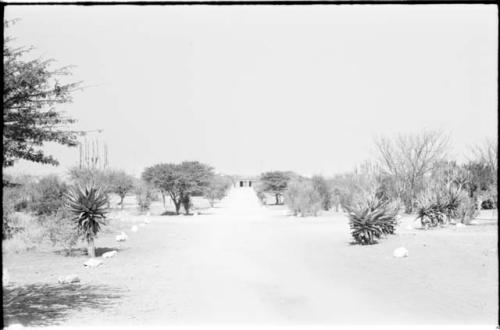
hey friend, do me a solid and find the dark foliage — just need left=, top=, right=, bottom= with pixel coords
left=344, top=197, right=399, bottom=245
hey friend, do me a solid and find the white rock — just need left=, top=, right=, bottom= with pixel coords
left=58, top=274, right=80, bottom=284
left=456, top=223, right=466, bottom=228
left=3, top=269, right=10, bottom=286
left=115, top=232, right=128, bottom=242
left=393, top=247, right=409, bottom=258
left=131, top=225, right=138, bottom=232
left=84, top=258, right=103, bottom=268
left=102, top=250, right=118, bottom=258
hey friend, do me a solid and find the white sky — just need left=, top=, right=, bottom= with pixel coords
left=4, top=5, right=498, bottom=178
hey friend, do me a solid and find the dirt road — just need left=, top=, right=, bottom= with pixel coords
left=3, top=188, right=498, bottom=326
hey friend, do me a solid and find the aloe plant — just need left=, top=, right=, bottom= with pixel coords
left=416, top=204, right=445, bottom=228
left=416, top=183, right=467, bottom=228
left=65, top=184, right=108, bottom=257
left=344, top=197, right=399, bottom=245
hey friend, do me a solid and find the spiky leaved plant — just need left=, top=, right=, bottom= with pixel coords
left=416, top=204, right=444, bottom=229
left=416, top=182, right=467, bottom=228
left=65, top=184, right=109, bottom=257
left=344, top=196, right=399, bottom=245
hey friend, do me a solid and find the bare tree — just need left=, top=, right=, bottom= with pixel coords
left=469, top=138, right=498, bottom=208
left=470, top=138, right=498, bottom=177
left=374, top=129, right=450, bottom=213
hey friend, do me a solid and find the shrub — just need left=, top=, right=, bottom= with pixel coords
left=30, top=175, right=68, bottom=216
left=416, top=183, right=470, bottom=228
left=205, top=175, right=232, bottom=207
left=481, top=199, right=495, bottom=210
left=2, top=213, right=46, bottom=253
left=135, top=182, right=155, bottom=212
left=344, top=196, right=399, bottom=245
left=415, top=190, right=447, bottom=229
left=181, top=195, right=194, bottom=214
left=456, top=197, right=479, bottom=225
left=284, top=179, right=322, bottom=217
left=311, top=175, right=332, bottom=211
left=256, top=191, right=267, bottom=205
left=65, top=184, right=109, bottom=257
left=3, top=187, right=22, bottom=239
left=441, top=185, right=466, bottom=222
left=42, top=208, right=80, bottom=255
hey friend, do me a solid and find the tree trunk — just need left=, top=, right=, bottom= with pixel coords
left=87, top=237, right=95, bottom=258
left=174, top=201, right=181, bottom=215
left=182, top=195, right=191, bottom=215
left=120, top=195, right=124, bottom=209
left=161, top=192, right=166, bottom=208
left=275, top=194, right=280, bottom=205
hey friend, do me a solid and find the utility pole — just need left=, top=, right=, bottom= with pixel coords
left=78, top=129, right=108, bottom=170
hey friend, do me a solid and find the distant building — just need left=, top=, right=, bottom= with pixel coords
left=233, top=176, right=257, bottom=188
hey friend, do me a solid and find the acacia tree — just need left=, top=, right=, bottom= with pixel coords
left=142, top=164, right=178, bottom=211
left=259, top=171, right=294, bottom=205
left=176, top=161, right=215, bottom=214
left=3, top=21, right=81, bottom=168
left=108, top=171, right=136, bottom=209
left=374, top=130, right=449, bottom=213
left=142, top=161, right=214, bottom=215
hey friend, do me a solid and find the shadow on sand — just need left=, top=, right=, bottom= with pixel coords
left=54, top=247, right=127, bottom=257
left=3, top=282, right=123, bottom=327
left=161, top=210, right=180, bottom=216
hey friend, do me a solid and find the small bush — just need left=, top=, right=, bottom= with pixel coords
left=3, top=187, right=23, bottom=239
left=42, top=208, right=81, bottom=255
left=416, top=190, right=447, bottom=228
left=481, top=199, right=495, bottom=210
left=205, top=175, right=232, bottom=207
left=135, top=182, right=155, bottom=212
left=284, top=179, right=322, bottom=217
left=416, top=183, right=469, bottom=228
left=30, top=175, right=68, bottom=216
left=344, top=196, right=399, bottom=245
left=456, top=197, right=479, bottom=224
left=256, top=191, right=267, bottom=205
left=2, top=213, right=46, bottom=253
left=311, top=175, right=332, bottom=211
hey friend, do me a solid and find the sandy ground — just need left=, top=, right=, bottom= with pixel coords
left=2, top=188, right=498, bottom=327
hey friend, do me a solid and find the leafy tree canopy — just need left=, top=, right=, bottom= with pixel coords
left=3, top=20, right=81, bottom=167
left=142, top=161, right=214, bottom=214
left=259, top=171, right=294, bottom=194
